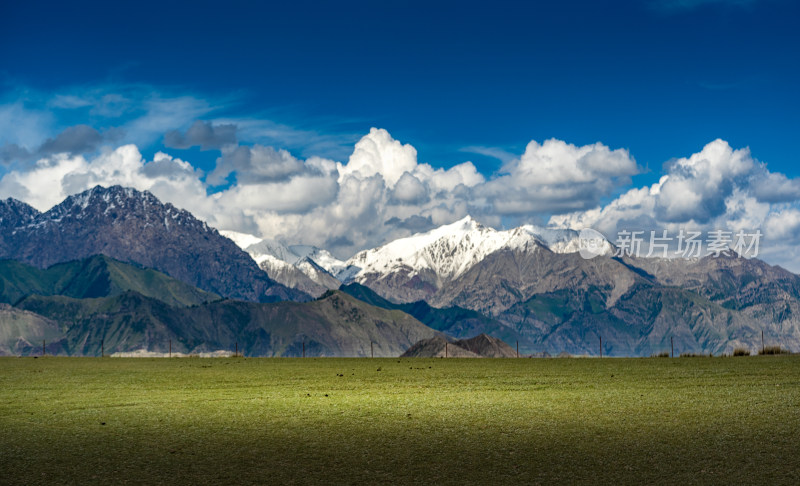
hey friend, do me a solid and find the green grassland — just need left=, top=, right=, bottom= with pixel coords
left=1, top=356, right=799, bottom=485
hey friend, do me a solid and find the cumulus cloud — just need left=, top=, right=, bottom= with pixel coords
left=0, top=128, right=491, bottom=257
left=338, top=128, right=418, bottom=186
left=653, top=139, right=754, bottom=223
left=164, top=120, right=237, bottom=150
left=549, top=139, right=800, bottom=271
left=750, top=171, right=800, bottom=204
left=390, top=172, right=429, bottom=205
left=5, top=123, right=798, bottom=269
left=475, top=138, right=639, bottom=216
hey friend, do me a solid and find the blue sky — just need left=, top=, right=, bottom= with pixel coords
left=3, top=0, right=797, bottom=173
left=1, top=0, right=800, bottom=266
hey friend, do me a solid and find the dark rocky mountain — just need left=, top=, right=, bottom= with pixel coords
left=0, top=303, right=67, bottom=356
left=624, top=253, right=800, bottom=319
left=0, top=198, right=41, bottom=255
left=452, top=334, right=517, bottom=357
left=498, top=280, right=760, bottom=356
left=432, top=250, right=637, bottom=316
left=400, top=333, right=516, bottom=358
left=346, top=239, right=800, bottom=356
left=400, top=336, right=480, bottom=358
left=0, top=198, right=40, bottom=230
left=0, top=186, right=307, bottom=302
left=10, top=290, right=440, bottom=357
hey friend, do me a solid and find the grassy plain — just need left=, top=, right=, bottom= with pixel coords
left=1, top=356, right=799, bottom=485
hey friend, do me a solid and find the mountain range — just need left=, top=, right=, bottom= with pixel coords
left=0, top=255, right=441, bottom=357
left=1, top=184, right=799, bottom=357
left=229, top=213, right=800, bottom=356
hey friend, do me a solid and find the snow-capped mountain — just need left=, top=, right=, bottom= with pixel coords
left=289, top=245, right=354, bottom=279
left=338, top=216, right=622, bottom=313
left=222, top=216, right=614, bottom=306
left=345, top=216, right=545, bottom=282
left=220, top=230, right=345, bottom=296
left=519, top=225, right=613, bottom=255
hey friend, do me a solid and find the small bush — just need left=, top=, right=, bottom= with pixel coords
left=759, top=346, right=790, bottom=355
left=733, top=347, right=751, bottom=357
left=652, top=351, right=670, bottom=358
left=680, top=352, right=713, bottom=358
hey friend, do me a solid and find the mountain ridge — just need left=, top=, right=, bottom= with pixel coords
left=0, top=186, right=307, bottom=303
left=8, top=289, right=442, bottom=357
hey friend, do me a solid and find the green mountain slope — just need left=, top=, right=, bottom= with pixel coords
left=0, top=255, right=219, bottom=307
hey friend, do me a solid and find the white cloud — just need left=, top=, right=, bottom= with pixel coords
left=5, top=125, right=799, bottom=270
left=338, top=128, right=418, bottom=187
left=655, top=139, right=754, bottom=222
left=549, top=139, right=800, bottom=271
left=390, top=172, right=429, bottom=205
left=476, top=138, right=639, bottom=216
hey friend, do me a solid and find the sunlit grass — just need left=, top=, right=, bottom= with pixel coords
left=1, top=356, right=799, bottom=484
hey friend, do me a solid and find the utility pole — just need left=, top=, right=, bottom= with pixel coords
left=371, top=342, right=374, bottom=358
left=445, top=341, right=448, bottom=358
left=762, top=330, right=765, bottom=354
left=599, top=336, right=602, bottom=358
left=516, top=340, right=519, bottom=358
left=302, top=339, right=305, bottom=358
left=42, top=340, right=45, bottom=357
left=671, top=336, right=674, bottom=358
left=169, top=339, right=172, bottom=358
left=101, top=339, right=104, bottom=358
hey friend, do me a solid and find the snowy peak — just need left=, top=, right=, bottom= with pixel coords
left=520, top=225, right=613, bottom=255
left=345, top=216, right=545, bottom=282
left=219, top=230, right=263, bottom=250
left=0, top=198, right=40, bottom=229
left=220, top=215, right=613, bottom=296
left=288, top=245, right=353, bottom=279
left=219, top=231, right=300, bottom=265
left=220, top=231, right=345, bottom=289
left=54, top=185, right=157, bottom=214
left=43, top=185, right=209, bottom=234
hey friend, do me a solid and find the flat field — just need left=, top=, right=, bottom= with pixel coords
left=1, top=356, right=799, bottom=485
